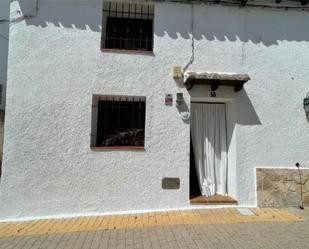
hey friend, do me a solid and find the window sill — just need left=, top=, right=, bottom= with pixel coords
left=91, top=146, right=145, bottom=151
left=101, top=48, right=154, bottom=56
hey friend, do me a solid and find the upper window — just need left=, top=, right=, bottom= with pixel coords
left=102, top=2, right=154, bottom=52
left=91, top=95, right=146, bottom=149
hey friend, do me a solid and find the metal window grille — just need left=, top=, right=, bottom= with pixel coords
left=102, top=2, right=154, bottom=51
left=94, top=95, right=146, bottom=147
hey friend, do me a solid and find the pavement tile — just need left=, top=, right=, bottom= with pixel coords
left=0, top=208, right=303, bottom=238
left=0, top=208, right=309, bottom=248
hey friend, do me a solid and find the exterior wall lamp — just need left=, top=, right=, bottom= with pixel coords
left=304, top=93, right=309, bottom=116
left=176, top=92, right=190, bottom=121
left=176, top=93, right=184, bottom=106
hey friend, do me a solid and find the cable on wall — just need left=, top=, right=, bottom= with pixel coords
left=296, top=162, right=305, bottom=209
left=0, top=34, right=8, bottom=41
left=183, top=3, right=195, bottom=73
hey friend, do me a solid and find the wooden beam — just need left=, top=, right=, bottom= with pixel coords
left=211, top=81, right=220, bottom=91
left=234, top=83, right=244, bottom=92
left=240, top=0, right=248, bottom=6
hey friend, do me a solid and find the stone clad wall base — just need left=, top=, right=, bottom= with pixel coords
left=256, top=168, right=309, bottom=208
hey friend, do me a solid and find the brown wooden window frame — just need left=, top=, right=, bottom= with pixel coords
left=91, top=95, right=146, bottom=151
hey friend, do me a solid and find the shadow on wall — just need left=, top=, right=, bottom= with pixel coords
left=188, top=85, right=261, bottom=153
left=18, top=1, right=102, bottom=32
left=155, top=4, right=309, bottom=47
left=189, top=85, right=261, bottom=126
left=18, top=1, right=309, bottom=47
left=236, top=90, right=261, bottom=126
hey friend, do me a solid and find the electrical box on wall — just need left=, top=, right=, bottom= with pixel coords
left=172, top=66, right=182, bottom=79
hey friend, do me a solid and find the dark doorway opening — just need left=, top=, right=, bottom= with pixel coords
left=190, top=126, right=237, bottom=204
left=190, top=134, right=201, bottom=198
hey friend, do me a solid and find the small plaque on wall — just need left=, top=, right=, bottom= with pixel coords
left=162, top=177, right=180, bottom=189
left=165, top=94, right=173, bottom=106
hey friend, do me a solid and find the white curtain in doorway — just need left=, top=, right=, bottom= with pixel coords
left=191, top=103, right=228, bottom=197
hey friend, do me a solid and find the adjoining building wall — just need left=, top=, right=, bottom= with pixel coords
left=1, top=0, right=309, bottom=220
left=0, top=0, right=9, bottom=176
left=0, top=0, right=9, bottom=110
left=0, top=110, right=4, bottom=174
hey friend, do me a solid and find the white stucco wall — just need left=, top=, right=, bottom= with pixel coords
left=0, top=0, right=9, bottom=110
left=1, top=0, right=309, bottom=220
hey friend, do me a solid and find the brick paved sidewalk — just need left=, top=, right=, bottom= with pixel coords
left=0, top=208, right=301, bottom=238
left=0, top=208, right=308, bottom=249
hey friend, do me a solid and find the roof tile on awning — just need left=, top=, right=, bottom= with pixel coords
left=184, top=72, right=250, bottom=92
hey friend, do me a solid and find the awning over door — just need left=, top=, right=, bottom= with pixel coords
left=184, top=72, right=250, bottom=92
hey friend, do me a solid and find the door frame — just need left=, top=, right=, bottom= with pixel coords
left=190, top=99, right=237, bottom=200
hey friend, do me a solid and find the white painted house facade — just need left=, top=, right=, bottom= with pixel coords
left=1, top=0, right=309, bottom=221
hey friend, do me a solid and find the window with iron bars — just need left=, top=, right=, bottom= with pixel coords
left=91, top=95, right=146, bottom=149
left=102, top=1, right=154, bottom=52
